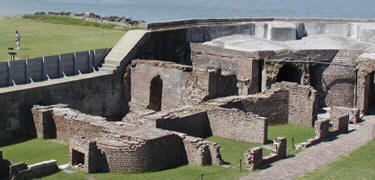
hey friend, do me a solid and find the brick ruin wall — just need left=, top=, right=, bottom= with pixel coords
left=309, top=50, right=360, bottom=107
left=296, top=114, right=349, bottom=149
left=176, top=133, right=224, bottom=166
left=130, top=109, right=212, bottom=138
left=244, top=137, right=287, bottom=170
left=356, top=54, right=375, bottom=115
left=331, top=106, right=360, bottom=123
left=200, top=105, right=268, bottom=144
left=32, top=105, right=225, bottom=173
left=220, top=90, right=289, bottom=124
left=0, top=151, right=58, bottom=180
left=129, top=59, right=238, bottom=111
left=190, top=43, right=260, bottom=95
left=272, top=82, right=317, bottom=127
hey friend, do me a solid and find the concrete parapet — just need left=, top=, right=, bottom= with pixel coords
left=267, top=22, right=297, bottom=41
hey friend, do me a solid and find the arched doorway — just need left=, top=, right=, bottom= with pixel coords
left=276, top=64, right=301, bottom=83
left=147, top=75, right=163, bottom=111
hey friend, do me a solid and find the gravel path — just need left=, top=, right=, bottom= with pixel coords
left=240, top=115, right=375, bottom=180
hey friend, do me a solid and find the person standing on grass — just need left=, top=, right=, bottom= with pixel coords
left=15, top=30, right=21, bottom=50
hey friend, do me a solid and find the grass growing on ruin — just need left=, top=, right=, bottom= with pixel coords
left=299, top=140, right=375, bottom=179
left=23, top=14, right=141, bottom=31
left=0, top=139, right=68, bottom=165
left=0, top=17, right=125, bottom=61
left=1, top=125, right=314, bottom=180
left=268, top=124, right=315, bottom=155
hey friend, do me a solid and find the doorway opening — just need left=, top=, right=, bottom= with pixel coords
left=72, top=149, right=85, bottom=166
left=276, top=64, right=301, bottom=83
left=147, top=75, right=163, bottom=111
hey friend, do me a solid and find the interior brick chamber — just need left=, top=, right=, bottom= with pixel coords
left=32, top=105, right=225, bottom=173
left=123, top=107, right=212, bottom=138
left=128, top=59, right=238, bottom=111
left=190, top=43, right=261, bottom=95
left=271, top=82, right=318, bottom=127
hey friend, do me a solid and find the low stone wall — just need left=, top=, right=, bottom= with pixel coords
left=244, top=137, right=286, bottom=170
left=171, top=132, right=224, bottom=166
left=52, top=108, right=108, bottom=141
left=202, top=105, right=268, bottom=144
left=7, top=159, right=58, bottom=179
left=295, top=114, right=349, bottom=149
left=272, top=82, right=317, bottom=127
left=215, top=90, right=289, bottom=125
left=331, top=106, right=360, bottom=123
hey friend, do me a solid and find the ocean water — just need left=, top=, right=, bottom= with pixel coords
left=0, top=0, right=374, bottom=22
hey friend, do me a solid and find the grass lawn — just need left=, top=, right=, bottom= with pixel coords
left=299, top=140, right=375, bottom=180
left=0, top=124, right=314, bottom=180
left=0, top=17, right=125, bottom=62
left=0, top=139, right=68, bottom=165
left=268, top=124, right=315, bottom=156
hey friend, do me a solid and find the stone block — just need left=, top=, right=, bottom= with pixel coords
left=268, top=22, right=297, bottom=41
left=315, top=119, right=330, bottom=139
left=332, top=114, right=349, bottom=134
left=28, top=159, right=58, bottom=178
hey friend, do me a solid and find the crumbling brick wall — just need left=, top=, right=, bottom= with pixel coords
left=172, top=132, right=224, bottom=166
left=51, top=108, right=108, bottom=140
left=244, top=137, right=286, bottom=170
left=136, top=109, right=212, bottom=138
left=331, top=106, right=360, bottom=123
left=190, top=43, right=260, bottom=95
left=310, top=50, right=359, bottom=107
left=31, top=104, right=68, bottom=139
left=218, top=90, right=289, bottom=124
left=201, top=104, right=268, bottom=144
left=272, top=82, right=317, bottom=126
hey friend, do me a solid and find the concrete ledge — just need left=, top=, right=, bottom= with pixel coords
left=147, top=17, right=375, bottom=30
